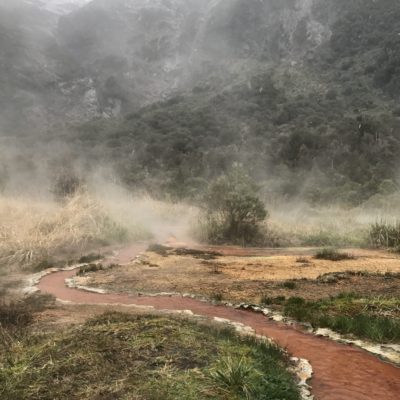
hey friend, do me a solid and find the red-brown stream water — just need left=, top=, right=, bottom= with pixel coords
left=37, top=244, right=400, bottom=400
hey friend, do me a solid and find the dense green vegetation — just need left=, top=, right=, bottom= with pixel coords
left=2, top=0, right=400, bottom=210
left=328, top=0, right=400, bottom=96
left=0, top=312, right=300, bottom=400
left=56, top=0, right=400, bottom=207
left=282, top=294, right=400, bottom=343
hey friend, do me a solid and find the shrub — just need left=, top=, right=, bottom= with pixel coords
left=0, top=300, right=34, bottom=329
left=280, top=281, right=297, bottom=290
left=33, top=259, right=54, bottom=272
left=0, top=294, right=54, bottom=331
left=314, top=248, right=355, bottom=261
left=286, top=297, right=306, bottom=306
left=211, top=292, right=224, bottom=302
left=78, top=254, right=103, bottom=263
left=202, top=167, right=268, bottom=246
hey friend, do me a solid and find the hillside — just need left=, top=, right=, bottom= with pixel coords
left=1, top=0, right=400, bottom=205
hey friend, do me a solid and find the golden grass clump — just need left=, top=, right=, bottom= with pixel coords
left=0, top=193, right=131, bottom=269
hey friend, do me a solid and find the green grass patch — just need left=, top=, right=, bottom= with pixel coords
left=0, top=313, right=300, bottom=400
left=283, top=294, right=400, bottom=343
left=314, top=248, right=355, bottom=261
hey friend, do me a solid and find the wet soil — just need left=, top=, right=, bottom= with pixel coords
left=81, top=247, right=400, bottom=303
left=37, top=244, right=400, bottom=400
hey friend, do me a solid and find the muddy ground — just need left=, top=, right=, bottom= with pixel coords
left=77, top=247, right=400, bottom=304
left=22, top=244, right=400, bottom=400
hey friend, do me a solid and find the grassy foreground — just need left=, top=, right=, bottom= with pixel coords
left=0, top=312, right=300, bottom=400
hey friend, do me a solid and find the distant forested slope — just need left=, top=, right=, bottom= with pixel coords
left=64, top=0, right=400, bottom=205
left=1, top=0, right=400, bottom=205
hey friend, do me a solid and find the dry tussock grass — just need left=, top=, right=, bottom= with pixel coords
left=0, top=193, right=131, bottom=269
left=0, top=189, right=198, bottom=271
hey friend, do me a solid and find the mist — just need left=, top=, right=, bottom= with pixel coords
left=0, top=0, right=400, bottom=269
left=2, top=4, right=400, bottom=399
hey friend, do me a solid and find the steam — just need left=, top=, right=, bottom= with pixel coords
left=0, top=0, right=398, bottom=260
left=88, top=173, right=199, bottom=243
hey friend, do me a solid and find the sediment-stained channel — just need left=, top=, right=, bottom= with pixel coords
left=37, top=245, right=400, bottom=400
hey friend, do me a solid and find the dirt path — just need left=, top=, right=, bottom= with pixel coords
left=37, top=245, right=400, bottom=400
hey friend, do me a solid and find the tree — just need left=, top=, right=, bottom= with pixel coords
left=203, top=167, right=268, bottom=245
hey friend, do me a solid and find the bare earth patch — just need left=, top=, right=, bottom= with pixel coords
left=77, top=247, right=400, bottom=303
left=35, top=245, right=400, bottom=400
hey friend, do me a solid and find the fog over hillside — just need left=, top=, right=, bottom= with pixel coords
left=0, top=0, right=334, bottom=126
left=1, top=0, right=400, bottom=206
left=24, top=0, right=91, bottom=14
left=1, top=0, right=335, bottom=123
left=2, top=6, right=400, bottom=399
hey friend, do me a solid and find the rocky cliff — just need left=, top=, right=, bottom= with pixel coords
left=0, top=0, right=343, bottom=132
